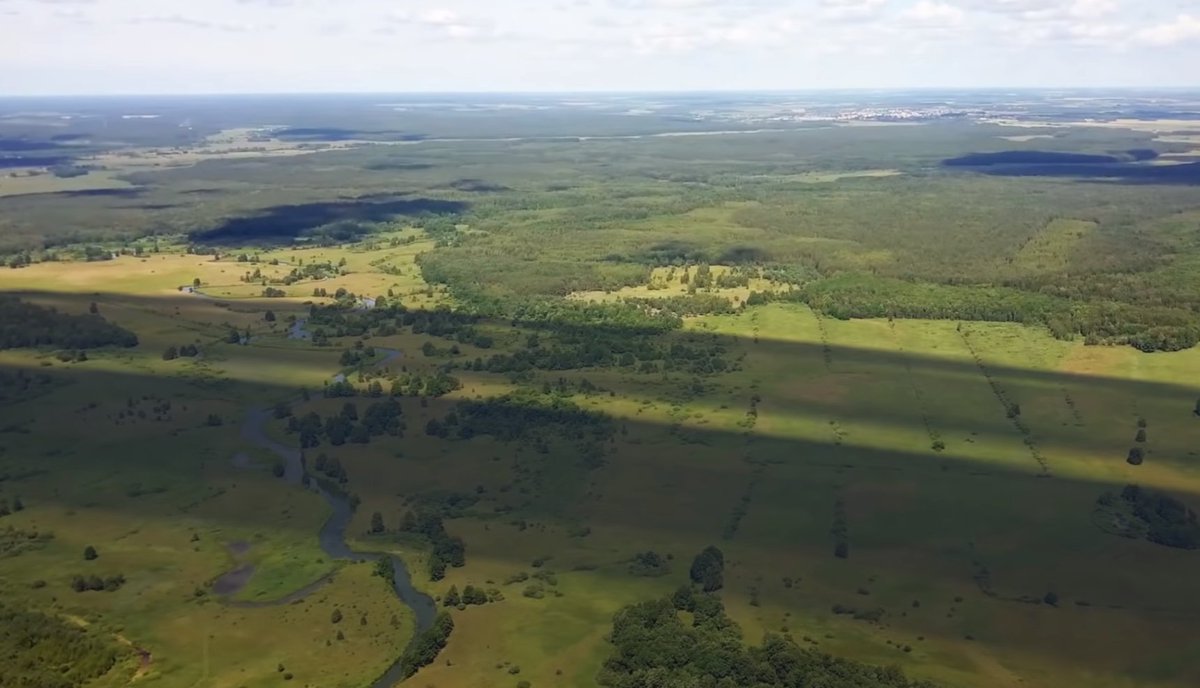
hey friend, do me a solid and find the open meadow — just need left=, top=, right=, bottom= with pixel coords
left=1, top=93, right=1200, bottom=688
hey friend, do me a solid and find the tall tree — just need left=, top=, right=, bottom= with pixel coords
left=689, top=545, right=725, bottom=592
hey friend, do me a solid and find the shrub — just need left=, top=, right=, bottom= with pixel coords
left=1127, top=447, right=1144, bottom=466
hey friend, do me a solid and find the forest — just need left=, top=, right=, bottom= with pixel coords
left=0, top=601, right=122, bottom=688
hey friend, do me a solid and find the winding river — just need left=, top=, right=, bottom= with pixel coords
left=225, top=332, right=436, bottom=688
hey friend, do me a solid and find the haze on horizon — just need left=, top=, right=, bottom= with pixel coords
left=2, top=0, right=1200, bottom=96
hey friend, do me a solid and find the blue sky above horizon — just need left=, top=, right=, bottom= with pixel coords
left=2, top=0, right=1199, bottom=95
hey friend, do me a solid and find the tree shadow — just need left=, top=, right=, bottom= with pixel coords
left=189, top=197, right=468, bottom=246
left=942, top=150, right=1200, bottom=186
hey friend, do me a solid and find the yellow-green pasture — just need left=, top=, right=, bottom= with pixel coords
left=262, top=302, right=1200, bottom=688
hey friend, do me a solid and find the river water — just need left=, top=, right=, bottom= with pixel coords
left=226, top=330, right=434, bottom=688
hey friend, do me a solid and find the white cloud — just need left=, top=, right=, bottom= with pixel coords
left=1135, top=14, right=1200, bottom=46
left=900, top=0, right=964, bottom=27
left=0, top=0, right=1198, bottom=93
left=819, top=0, right=888, bottom=23
left=132, top=14, right=266, bottom=33
left=388, top=7, right=499, bottom=40
left=629, top=12, right=802, bottom=54
left=965, top=0, right=1117, bottom=21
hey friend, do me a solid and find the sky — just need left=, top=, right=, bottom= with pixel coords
left=2, top=0, right=1200, bottom=94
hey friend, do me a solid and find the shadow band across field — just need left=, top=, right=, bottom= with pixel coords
left=4, top=290, right=1200, bottom=683
left=189, top=196, right=468, bottom=245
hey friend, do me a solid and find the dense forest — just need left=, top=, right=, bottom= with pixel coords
left=765, top=275, right=1200, bottom=352
left=0, top=297, right=138, bottom=350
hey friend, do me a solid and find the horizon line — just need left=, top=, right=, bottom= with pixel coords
left=4, top=86, right=1200, bottom=99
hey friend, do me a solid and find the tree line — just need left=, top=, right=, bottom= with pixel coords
left=0, top=297, right=138, bottom=350
left=750, top=275, right=1200, bottom=353
left=287, top=398, right=405, bottom=448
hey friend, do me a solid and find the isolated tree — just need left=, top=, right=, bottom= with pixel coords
left=443, top=585, right=461, bottom=607
left=89, top=301, right=99, bottom=314
left=330, top=609, right=343, bottom=624
left=1043, top=591, right=1059, bottom=606
left=11, top=496, right=23, bottom=512
left=689, top=545, right=725, bottom=592
left=192, top=278, right=201, bottom=288
left=370, top=511, right=385, bottom=534
left=225, top=328, right=240, bottom=344
left=834, top=541, right=849, bottom=559
left=462, top=585, right=488, bottom=605
left=264, top=310, right=276, bottom=322
left=1135, top=429, right=1147, bottom=443
left=83, top=545, right=98, bottom=561
left=1127, top=447, right=1145, bottom=466
left=162, top=346, right=178, bottom=361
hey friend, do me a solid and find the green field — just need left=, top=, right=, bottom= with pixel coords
left=2, top=95, right=1200, bottom=688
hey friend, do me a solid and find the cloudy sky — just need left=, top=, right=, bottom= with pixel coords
left=2, top=0, right=1199, bottom=94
